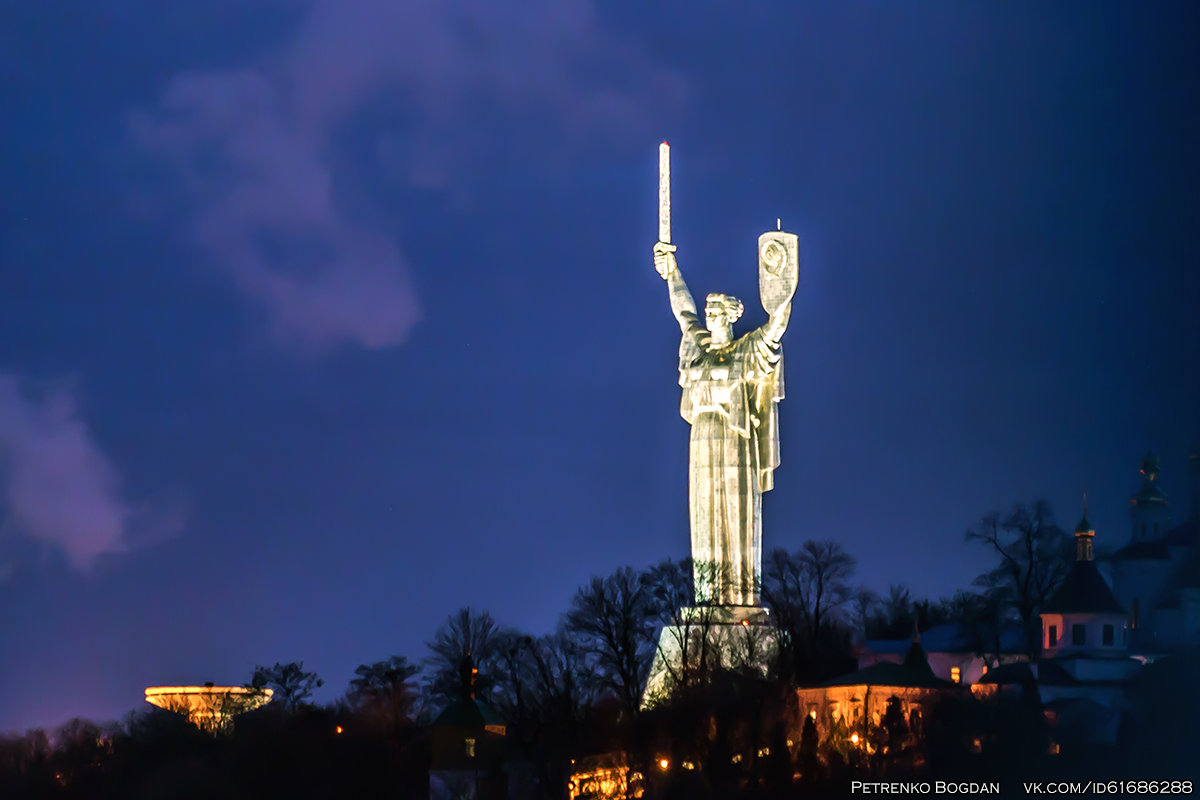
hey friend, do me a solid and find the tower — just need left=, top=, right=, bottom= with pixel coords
left=1040, top=501, right=1127, bottom=658
left=1130, top=451, right=1170, bottom=542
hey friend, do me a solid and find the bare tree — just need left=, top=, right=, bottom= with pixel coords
left=251, top=661, right=323, bottom=712
left=562, top=566, right=656, bottom=719
left=424, top=607, right=501, bottom=705
left=850, top=588, right=880, bottom=639
left=965, top=501, right=1072, bottom=655
left=642, top=558, right=731, bottom=699
left=762, top=540, right=857, bottom=680
left=796, top=540, right=856, bottom=642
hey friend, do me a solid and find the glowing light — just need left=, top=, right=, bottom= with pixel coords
left=658, top=758, right=670, bottom=770
left=850, top=733, right=859, bottom=745
left=335, top=725, right=343, bottom=735
left=950, top=666, right=961, bottom=684
left=144, top=685, right=273, bottom=734
left=809, top=710, right=816, bottom=719
left=682, top=761, right=695, bottom=770
left=741, top=619, right=750, bottom=627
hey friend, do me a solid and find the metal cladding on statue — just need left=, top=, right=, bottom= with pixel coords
left=658, top=141, right=671, bottom=244
left=758, top=231, right=799, bottom=315
left=644, top=144, right=793, bottom=705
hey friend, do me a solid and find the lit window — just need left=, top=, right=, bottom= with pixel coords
left=1072, top=624, right=1085, bottom=646
left=465, top=738, right=476, bottom=758
left=950, top=667, right=961, bottom=684
left=981, top=664, right=988, bottom=675
left=1102, top=624, right=1114, bottom=646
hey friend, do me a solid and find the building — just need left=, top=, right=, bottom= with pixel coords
left=1107, top=448, right=1200, bottom=649
left=856, top=621, right=1028, bottom=686
left=1037, top=504, right=1140, bottom=747
left=143, top=684, right=273, bottom=734
left=428, top=696, right=509, bottom=800
left=797, top=637, right=962, bottom=750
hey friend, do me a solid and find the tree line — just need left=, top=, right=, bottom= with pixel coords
left=3, top=501, right=1194, bottom=798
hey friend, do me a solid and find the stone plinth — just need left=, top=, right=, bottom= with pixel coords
left=643, top=607, right=778, bottom=707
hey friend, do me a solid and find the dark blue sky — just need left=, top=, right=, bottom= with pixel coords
left=2, top=2, right=1198, bottom=731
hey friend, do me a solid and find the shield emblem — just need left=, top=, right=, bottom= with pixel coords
left=758, top=231, right=799, bottom=315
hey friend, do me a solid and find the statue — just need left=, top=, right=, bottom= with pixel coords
left=652, top=142, right=797, bottom=607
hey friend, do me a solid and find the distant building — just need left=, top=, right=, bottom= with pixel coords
left=856, top=621, right=1028, bottom=685
left=1037, top=504, right=1140, bottom=747
left=144, top=684, right=273, bottom=734
left=566, top=752, right=644, bottom=800
left=428, top=696, right=509, bottom=800
left=1107, top=448, right=1200, bottom=649
left=797, top=637, right=962, bottom=747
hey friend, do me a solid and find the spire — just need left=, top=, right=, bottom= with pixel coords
left=1075, top=492, right=1095, bottom=561
left=1140, top=451, right=1161, bottom=482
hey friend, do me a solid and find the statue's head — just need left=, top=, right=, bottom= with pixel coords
left=704, top=293, right=743, bottom=335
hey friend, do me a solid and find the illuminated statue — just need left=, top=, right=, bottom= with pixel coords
left=653, top=142, right=797, bottom=607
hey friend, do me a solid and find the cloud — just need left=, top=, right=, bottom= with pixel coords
left=0, top=375, right=132, bottom=570
left=132, top=0, right=686, bottom=352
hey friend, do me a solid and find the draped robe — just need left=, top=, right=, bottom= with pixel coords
left=678, top=313, right=784, bottom=606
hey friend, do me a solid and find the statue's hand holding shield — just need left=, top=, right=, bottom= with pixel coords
left=758, top=231, right=799, bottom=315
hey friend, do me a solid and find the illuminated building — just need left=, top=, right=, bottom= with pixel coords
left=1037, top=502, right=1139, bottom=747
left=796, top=636, right=962, bottom=751
left=566, top=753, right=644, bottom=800
left=144, top=685, right=272, bottom=734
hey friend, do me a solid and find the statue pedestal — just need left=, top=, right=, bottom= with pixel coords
left=642, top=607, right=779, bottom=707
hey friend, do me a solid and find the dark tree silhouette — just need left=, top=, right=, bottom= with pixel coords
left=966, top=501, right=1072, bottom=655
left=563, top=565, right=656, bottom=719
left=763, top=540, right=857, bottom=680
left=251, top=661, right=324, bottom=712
left=425, top=606, right=502, bottom=705
left=346, top=655, right=420, bottom=733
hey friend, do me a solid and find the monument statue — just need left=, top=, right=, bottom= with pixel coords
left=642, top=142, right=797, bottom=704
left=652, top=141, right=797, bottom=608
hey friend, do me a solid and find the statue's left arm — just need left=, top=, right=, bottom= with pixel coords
left=761, top=295, right=793, bottom=347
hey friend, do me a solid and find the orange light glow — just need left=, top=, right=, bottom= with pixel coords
left=850, top=733, right=859, bottom=745
left=335, top=725, right=343, bottom=735
left=658, top=758, right=669, bottom=770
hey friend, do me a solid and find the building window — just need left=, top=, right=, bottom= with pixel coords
left=1048, top=625, right=1057, bottom=647
left=1102, top=624, right=1114, bottom=646
left=465, top=738, right=476, bottom=758
left=1072, top=623, right=1086, bottom=646
left=950, top=667, right=961, bottom=684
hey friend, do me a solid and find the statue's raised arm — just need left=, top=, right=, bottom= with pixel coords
left=654, top=242, right=702, bottom=337
left=756, top=231, right=799, bottom=345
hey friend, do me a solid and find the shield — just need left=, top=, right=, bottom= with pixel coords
left=758, top=231, right=799, bottom=315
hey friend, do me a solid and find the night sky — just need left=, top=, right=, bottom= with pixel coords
left=2, top=2, right=1198, bottom=732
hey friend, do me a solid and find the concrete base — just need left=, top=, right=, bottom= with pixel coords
left=642, top=606, right=779, bottom=707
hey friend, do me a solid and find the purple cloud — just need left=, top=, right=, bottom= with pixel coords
left=0, top=375, right=131, bottom=570
left=132, top=0, right=686, bottom=352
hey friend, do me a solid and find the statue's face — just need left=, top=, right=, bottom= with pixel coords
left=704, top=304, right=730, bottom=332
